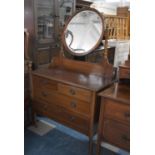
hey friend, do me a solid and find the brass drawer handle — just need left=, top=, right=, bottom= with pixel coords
left=41, top=91, right=48, bottom=97
left=70, top=116, right=75, bottom=122
left=70, top=101, right=77, bottom=108
left=122, top=135, right=130, bottom=141
left=69, top=88, right=76, bottom=95
left=124, top=112, right=130, bottom=117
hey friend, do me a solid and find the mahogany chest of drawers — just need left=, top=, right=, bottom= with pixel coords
left=31, top=66, right=113, bottom=154
left=96, top=83, right=130, bottom=155
left=119, top=64, right=130, bottom=80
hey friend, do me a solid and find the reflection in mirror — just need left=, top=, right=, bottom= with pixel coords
left=63, top=9, right=104, bottom=56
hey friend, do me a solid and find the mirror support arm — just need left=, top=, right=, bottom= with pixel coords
left=103, top=28, right=109, bottom=63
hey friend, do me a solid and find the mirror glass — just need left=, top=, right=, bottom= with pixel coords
left=63, top=9, right=104, bottom=56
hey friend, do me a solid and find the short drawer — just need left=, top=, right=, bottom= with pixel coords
left=104, top=99, right=130, bottom=124
left=33, top=75, right=57, bottom=91
left=119, top=68, right=130, bottom=79
left=58, top=83, right=92, bottom=102
left=103, top=119, right=130, bottom=151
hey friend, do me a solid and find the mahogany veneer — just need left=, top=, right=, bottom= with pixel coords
left=31, top=56, right=114, bottom=154
left=96, top=83, right=130, bottom=155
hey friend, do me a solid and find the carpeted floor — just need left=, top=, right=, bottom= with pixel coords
left=24, top=128, right=117, bottom=155
left=25, top=117, right=130, bottom=155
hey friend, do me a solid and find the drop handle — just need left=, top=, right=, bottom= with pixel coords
left=122, top=135, right=130, bottom=141
left=69, top=88, right=76, bottom=95
left=124, top=112, right=130, bottom=117
left=41, top=91, right=48, bottom=97
left=70, top=101, right=77, bottom=108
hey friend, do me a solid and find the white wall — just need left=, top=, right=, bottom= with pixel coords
left=85, top=0, right=130, bottom=15
left=91, top=2, right=117, bottom=15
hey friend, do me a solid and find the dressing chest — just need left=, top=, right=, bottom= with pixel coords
left=96, top=82, right=130, bottom=155
left=31, top=7, right=115, bottom=154
left=32, top=57, right=113, bottom=153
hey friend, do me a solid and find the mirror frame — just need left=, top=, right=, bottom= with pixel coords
left=62, top=8, right=104, bottom=56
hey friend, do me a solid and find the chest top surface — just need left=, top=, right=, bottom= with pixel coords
left=98, top=82, right=130, bottom=104
left=32, top=67, right=113, bottom=92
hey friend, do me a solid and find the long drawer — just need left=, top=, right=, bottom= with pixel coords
left=58, top=83, right=92, bottom=102
left=33, top=99, right=89, bottom=135
left=33, top=88, right=91, bottom=117
left=104, top=99, right=130, bottom=124
left=103, top=119, right=130, bottom=151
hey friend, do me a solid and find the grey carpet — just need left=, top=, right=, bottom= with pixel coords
left=24, top=128, right=118, bottom=155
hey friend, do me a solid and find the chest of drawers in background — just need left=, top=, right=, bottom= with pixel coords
left=96, top=83, right=130, bottom=155
left=119, top=64, right=130, bottom=80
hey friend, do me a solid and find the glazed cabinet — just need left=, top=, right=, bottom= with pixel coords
left=33, top=0, right=59, bottom=68
left=34, top=0, right=55, bottom=43
left=24, top=0, right=76, bottom=68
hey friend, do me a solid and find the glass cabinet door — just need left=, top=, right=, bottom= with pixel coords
left=34, top=0, right=56, bottom=43
left=58, top=0, right=76, bottom=27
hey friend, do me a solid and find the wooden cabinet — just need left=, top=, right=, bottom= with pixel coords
left=119, top=61, right=130, bottom=80
left=24, top=0, right=76, bottom=68
left=96, top=83, right=130, bottom=155
left=32, top=72, right=100, bottom=136
left=31, top=57, right=114, bottom=154
left=119, top=65, right=130, bottom=79
left=33, top=0, right=59, bottom=68
left=76, top=0, right=92, bottom=10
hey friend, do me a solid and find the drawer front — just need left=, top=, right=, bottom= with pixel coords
left=104, top=99, right=130, bottom=124
left=103, top=120, right=130, bottom=151
left=60, top=108, right=89, bottom=132
left=34, top=89, right=91, bottom=117
left=33, top=75, right=57, bottom=91
left=119, top=68, right=130, bottom=79
left=58, top=83, right=92, bottom=102
left=45, top=103, right=89, bottom=135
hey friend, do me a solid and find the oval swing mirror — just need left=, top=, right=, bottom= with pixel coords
left=62, top=8, right=104, bottom=56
